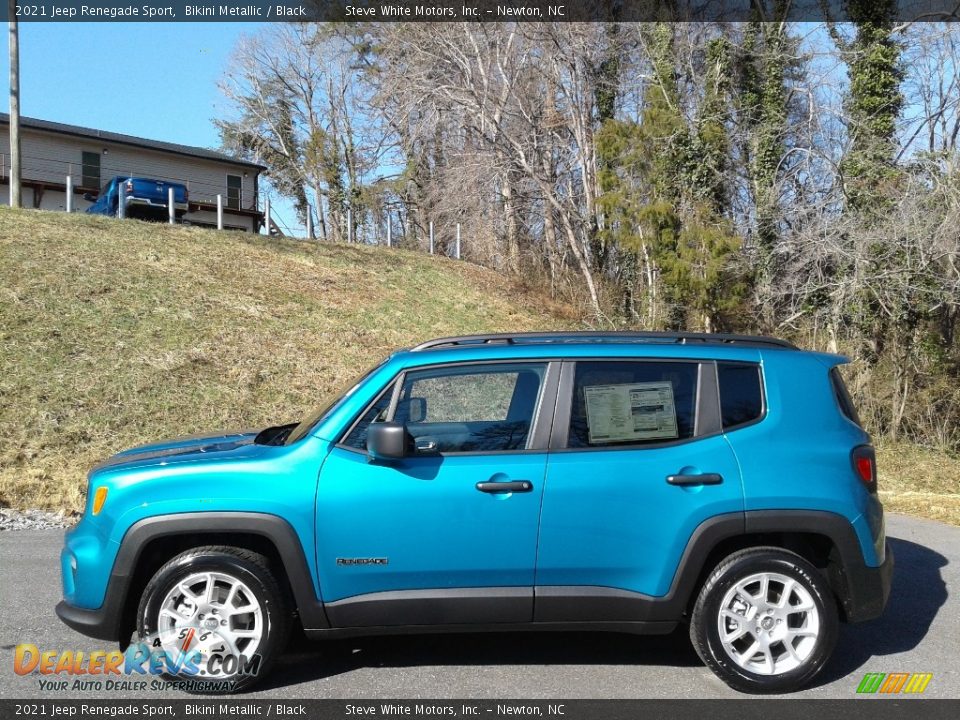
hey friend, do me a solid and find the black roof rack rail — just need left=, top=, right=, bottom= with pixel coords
left=410, top=331, right=798, bottom=352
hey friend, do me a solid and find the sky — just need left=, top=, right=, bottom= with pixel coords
left=1, top=23, right=258, bottom=147
left=1, top=22, right=301, bottom=231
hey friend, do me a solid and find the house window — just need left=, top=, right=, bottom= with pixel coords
left=226, top=174, right=242, bottom=210
left=81, top=152, right=100, bottom=189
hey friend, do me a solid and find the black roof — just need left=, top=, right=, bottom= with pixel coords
left=0, top=113, right=266, bottom=171
left=411, top=331, right=799, bottom=352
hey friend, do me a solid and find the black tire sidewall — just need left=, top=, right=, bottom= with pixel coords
left=696, top=552, right=838, bottom=694
left=137, top=550, right=282, bottom=693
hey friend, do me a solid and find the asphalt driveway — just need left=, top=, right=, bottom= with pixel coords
left=0, top=514, right=955, bottom=699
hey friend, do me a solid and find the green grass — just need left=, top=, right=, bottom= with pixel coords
left=0, top=207, right=574, bottom=512
left=1, top=206, right=957, bottom=527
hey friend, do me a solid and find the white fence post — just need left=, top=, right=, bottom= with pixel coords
left=65, top=175, right=73, bottom=213
left=306, top=204, right=313, bottom=239
left=429, top=221, right=434, bottom=254
left=117, top=180, right=125, bottom=219
left=216, top=194, right=224, bottom=230
left=346, top=208, right=352, bottom=243
left=168, top=187, right=175, bottom=225
left=455, top=223, right=461, bottom=260
left=264, top=199, right=271, bottom=236
left=386, top=218, right=391, bottom=248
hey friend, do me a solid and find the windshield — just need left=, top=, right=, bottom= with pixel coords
left=284, top=358, right=389, bottom=445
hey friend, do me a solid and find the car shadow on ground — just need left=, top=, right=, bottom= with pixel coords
left=257, top=535, right=947, bottom=692
left=814, top=535, right=948, bottom=686
left=258, top=629, right=703, bottom=691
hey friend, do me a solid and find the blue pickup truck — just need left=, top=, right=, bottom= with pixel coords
left=85, top=176, right=189, bottom=220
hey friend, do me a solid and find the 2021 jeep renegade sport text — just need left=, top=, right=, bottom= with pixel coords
left=56, top=332, right=893, bottom=694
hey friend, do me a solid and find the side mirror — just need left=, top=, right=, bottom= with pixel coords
left=83, top=193, right=96, bottom=202
left=366, top=422, right=408, bottom=462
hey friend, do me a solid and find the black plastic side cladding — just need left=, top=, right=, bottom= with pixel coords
left=57, top=512, right=329, bottom=641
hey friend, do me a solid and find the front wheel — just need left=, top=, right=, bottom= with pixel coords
left=690, top=547, right=838, bottom=694
left=136, top=546, right=290, bottom=693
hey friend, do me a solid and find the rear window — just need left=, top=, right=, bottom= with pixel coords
left=717, top=362, right=764, bottom=429
left=829, top=366, right=862, bottom=427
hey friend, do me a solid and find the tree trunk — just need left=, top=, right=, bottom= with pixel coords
left=501, top=171, right=520, bottom=273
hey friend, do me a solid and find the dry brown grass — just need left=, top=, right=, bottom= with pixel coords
left=0, top=207, right=574, bottom=513
left=2, top=207, right=957, bottom=527
left=876, top=442, right=960, bottom=526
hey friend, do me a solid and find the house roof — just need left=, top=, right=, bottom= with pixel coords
left=0, top=113, right=266, bottom=171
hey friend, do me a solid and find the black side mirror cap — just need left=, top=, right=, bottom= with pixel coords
left=82, top=193, right=96, bottom=202
left=366, top=422, right=408, bottom=462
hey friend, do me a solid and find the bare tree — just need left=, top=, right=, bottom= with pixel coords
left=900, top=24, right=960, bottom=164
left=218, top=25, right=388, bottom=239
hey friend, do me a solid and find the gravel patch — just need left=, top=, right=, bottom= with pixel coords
left=0, top=508, right=79, bottom=531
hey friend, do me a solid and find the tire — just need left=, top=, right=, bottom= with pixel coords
left=689, top=546, right=838, bottom=694
left=136, top=546, right=291, bottom=694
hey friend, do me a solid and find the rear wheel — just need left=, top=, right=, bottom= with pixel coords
left=690, top=547, right=838, bottom=693
left=136, top=546, right=290, bottom=693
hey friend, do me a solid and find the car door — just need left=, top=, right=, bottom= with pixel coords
left=315, top=360, right=558, bottom=627
left=535, top=358, right=744, bottom=620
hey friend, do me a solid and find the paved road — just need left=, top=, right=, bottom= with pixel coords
left=0, top=514, right=956, bottom=699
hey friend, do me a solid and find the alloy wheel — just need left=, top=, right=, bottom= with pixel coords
left=716, top=571, right=821, bottom=676
left=156, top=571, right=264, bottom=676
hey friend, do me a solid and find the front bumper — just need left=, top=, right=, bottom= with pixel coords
left=55, top=596, right=126, bottom=642
left=57, top=519, right=129, bottom=642
left=841, top=541, right=894, bottom=623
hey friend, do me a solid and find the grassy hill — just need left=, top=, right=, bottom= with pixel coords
left=1, top=207, right=956, bottom=524
left=0, top=208, right=573, bottom=513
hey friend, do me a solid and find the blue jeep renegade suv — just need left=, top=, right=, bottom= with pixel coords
left=56, top=332, right=893, bottom=694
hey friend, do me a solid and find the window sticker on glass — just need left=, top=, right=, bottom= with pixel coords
left=583, top=381, right=679, bottom=443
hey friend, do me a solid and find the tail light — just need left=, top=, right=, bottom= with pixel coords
left=851, top=445, right=877, bottom=493
left=125, top=180, right=133, bottom=194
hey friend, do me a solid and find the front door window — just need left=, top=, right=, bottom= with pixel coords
left=394, top=363, right=546, bottom=453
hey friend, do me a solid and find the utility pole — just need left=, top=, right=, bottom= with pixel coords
left=8, top=0, right=22, bottom=207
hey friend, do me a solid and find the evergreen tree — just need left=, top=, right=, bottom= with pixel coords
left=839, top=0, right=904, bottom=213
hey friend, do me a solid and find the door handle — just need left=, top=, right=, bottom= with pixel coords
left=475, top=481, right=533, bottom=493
left=666, top=473, right=723, bottom=486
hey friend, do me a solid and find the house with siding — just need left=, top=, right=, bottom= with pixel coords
left=0, top=113, right=265, bottom=232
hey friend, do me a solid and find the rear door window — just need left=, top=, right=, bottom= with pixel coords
left=567, top=361, right=699, bottom=448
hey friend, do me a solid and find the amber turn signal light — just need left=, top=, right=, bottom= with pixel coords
left=92, top=487, right=108, bottom=515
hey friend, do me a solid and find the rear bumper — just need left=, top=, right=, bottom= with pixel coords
left=124, top=197, right=188, bottom=212
left=842, top=541, right=894, bottom=623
